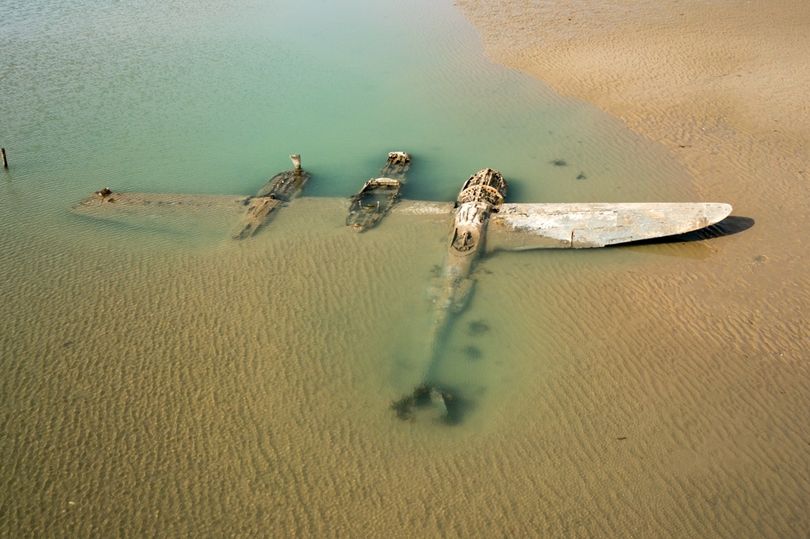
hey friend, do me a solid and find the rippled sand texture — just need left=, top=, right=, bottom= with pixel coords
left=3, top=0, right=809, bottom=536
left=458, top=0, right=810, bottom=536
left=4, top=208, right=802, bottom=536
left=0, top=199, right=639, bottom=536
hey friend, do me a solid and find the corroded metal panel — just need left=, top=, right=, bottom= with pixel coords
left=73, top=155, right=310, bottom=239
left=346, top=152, right=411, bottom=232
left=489, top=202, right=732, bottom=250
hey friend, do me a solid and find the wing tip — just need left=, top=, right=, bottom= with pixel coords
left=709, top=202, right=733, bottom=225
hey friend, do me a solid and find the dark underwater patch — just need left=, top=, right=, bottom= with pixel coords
left=467, top=319, right=490, bottom=335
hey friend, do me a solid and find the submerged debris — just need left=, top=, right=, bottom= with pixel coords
left=412, top=383, right=434, bottom=406
left=467, top=319, right=490, bottom=335
left=346, top=151, right=411, bottom=232
left=550, top=158, right=568, bottom=167
left=463, top=345, right=483, bottom=361
left=576, top=172, right=587, bottom=180
left=380, top=151, right=411, bottom=177
left=391, top=394, right=415, bottom=420
left=346, top=178, right=401, bottom=232
left=390, top=383, right=467, bottom=424
left=233, top=154, right=310, bottom=239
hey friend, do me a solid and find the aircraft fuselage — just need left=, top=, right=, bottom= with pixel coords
left=436, top=168, right=508, bottom=314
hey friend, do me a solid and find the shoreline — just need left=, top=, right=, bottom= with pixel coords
left=457, top=0, right=810, bottom=535
left=457, top=0, right=809, bottom=208
left=456, top=0, right=809, bottom=355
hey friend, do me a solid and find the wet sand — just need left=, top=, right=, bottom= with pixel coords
left=456, top=0, right=810, bottom=535
left=3, top=1, right=809, bottom=536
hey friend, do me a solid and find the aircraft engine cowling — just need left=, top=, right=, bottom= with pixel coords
left=457, top=168, right=508, bottom=206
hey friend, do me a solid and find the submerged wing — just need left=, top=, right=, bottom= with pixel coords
left=392, top=200, right=455, bottom=216
left=73, top=156, right=312, bottom=239
left=73, top=191, right=246, bottom=217
left=488, top=202, right=733, bottom=250
left=72, top=173, right=309, bottom=240
left=71, top=191, right=249, bottom=235
left=71, top=155, right=451, bottom=238
left=72, top=190, right=455, bottom=236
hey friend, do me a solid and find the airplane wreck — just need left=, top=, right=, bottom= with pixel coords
left=346, top=151, right=411, bottom=232
left=73, top=151, right=733, bottom=424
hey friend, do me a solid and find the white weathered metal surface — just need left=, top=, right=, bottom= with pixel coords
left=489, top=202, right=732, bottom=249
left=392, top=200, right=455, bottom=215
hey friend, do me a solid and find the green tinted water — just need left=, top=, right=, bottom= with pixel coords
left=1, top=0, right=698, bottom=534
left=2, top=0, right=691, bottom=206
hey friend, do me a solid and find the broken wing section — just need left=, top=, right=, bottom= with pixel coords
left=392, top=200, right=455, bottom=216
left=72, top=192, right=455, bottom=237
left=73, top=191, right=247, bottom=216
left=72, top=191, right=248, bottom=234
left=488, top=202, right=733, bottom=250
left=72, top=155, right=312, bottom=239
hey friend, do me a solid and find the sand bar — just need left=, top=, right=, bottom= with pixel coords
left=457, top=0, right=810, bottom=535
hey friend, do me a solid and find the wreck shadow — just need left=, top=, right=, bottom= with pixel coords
left=619, top=215, right=754, bottom=246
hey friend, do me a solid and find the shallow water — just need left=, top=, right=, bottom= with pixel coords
left=1, top=0, right=707, bottom=534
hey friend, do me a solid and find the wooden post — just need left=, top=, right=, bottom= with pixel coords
left=1, top=148, right=7, bottom=169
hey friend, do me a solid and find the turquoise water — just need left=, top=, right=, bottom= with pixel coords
left=2, top=0, right=692, bottom=208
left=1, top=0, right=702, bottom=534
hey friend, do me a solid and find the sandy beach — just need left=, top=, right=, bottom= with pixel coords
left=457, top=0, right=810, bottom=535
left=3, top=1, right=809, bottom=536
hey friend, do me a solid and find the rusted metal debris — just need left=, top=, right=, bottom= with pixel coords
left=70, top=153, right=735, bottom=424
left=394, top=169, right=510, bottom=423
left=345, top=178, right=401, bottom=232
left=346, top=151, right=411, bottom=232
left=390, top=383, right=467, bottom=424
left=232, top=154, right=310, bottom=239
left=379, top=150, right=410, bottom=180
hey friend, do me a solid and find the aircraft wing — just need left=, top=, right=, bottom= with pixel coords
left=71, top=190, right=456, bottom=237
left=392, top=200, right=455, bottom=216
left=73, top=191, right=247, bottom=214
left=487, top=202, right=733, bottom=250
left=71, top=191, right=254, bottom=235
left=72, top=158, right=313, bottom=239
